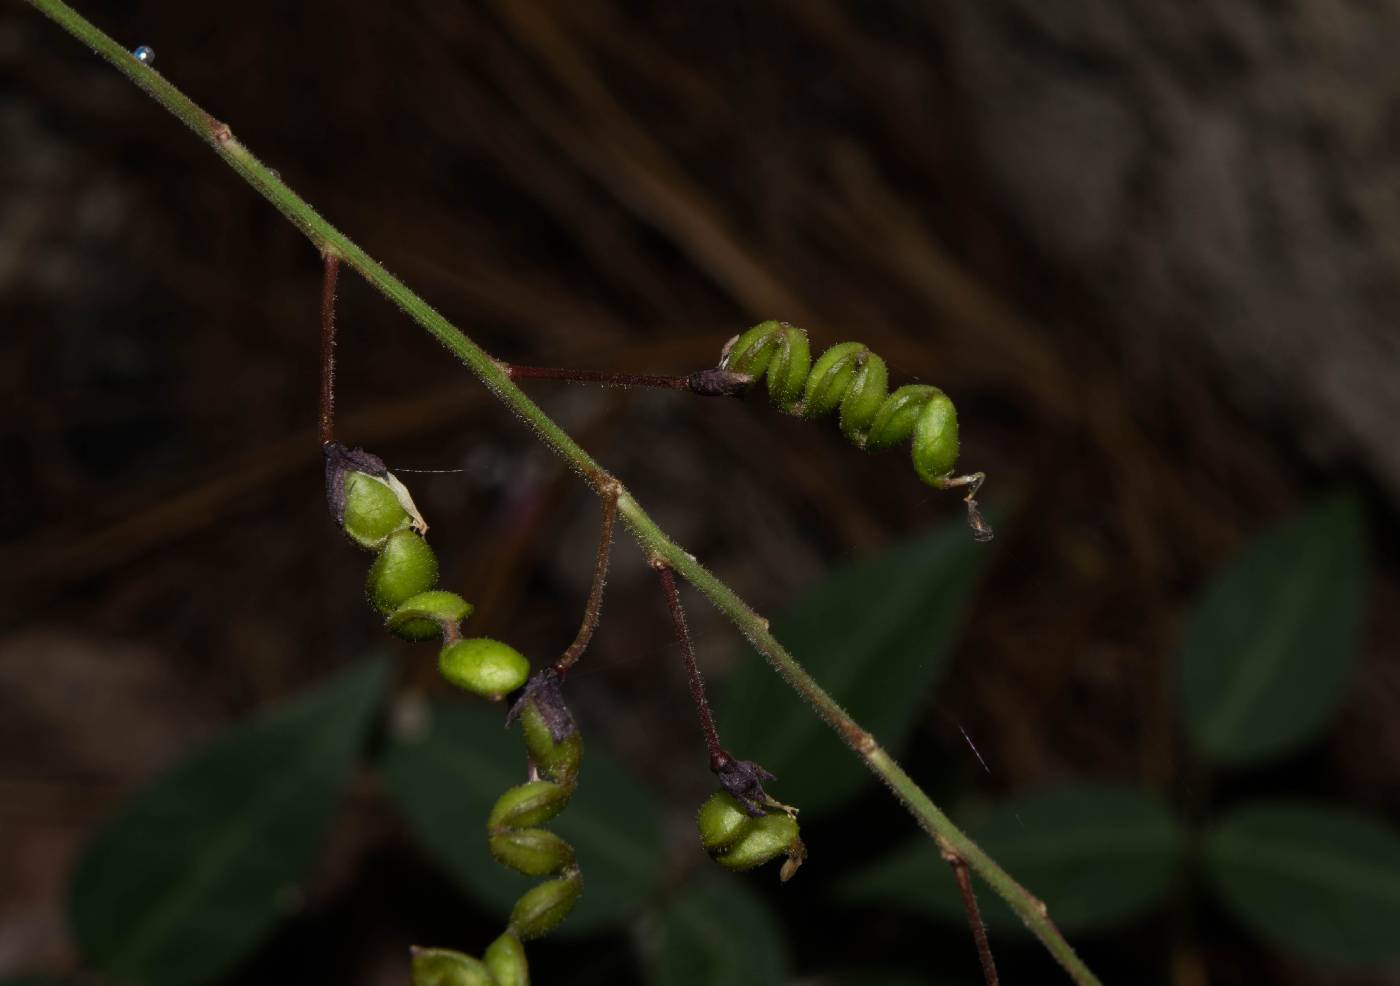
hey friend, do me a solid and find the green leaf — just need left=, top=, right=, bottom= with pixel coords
left=652, top=880, right=787, bottom=986
left=381, top=700, right=664, bottom=935
left=1180, top=494, right=1365, bottom=765
left=69, top=658, right=388, bottom=986
left=1205, top=801, right=1400, bottom=965
left=840, top=783, right=1182, bottom=933
left=719, top=519, right=991, bottom=816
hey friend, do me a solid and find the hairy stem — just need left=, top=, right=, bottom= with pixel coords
left=319, top=253, right=340, bottom=446
left=554, top=482, right=619, bottom=675
left=618, top=497, right=1093, bottom=981
left=505, top=364, right=754, bottom=397
left=652, top=560, right=725, bottom=767
left=27, top=4, right=1100, bottom=983
left=507, top=365, right=687, bottom=390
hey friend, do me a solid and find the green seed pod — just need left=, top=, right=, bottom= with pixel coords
left=698, top=792, right=804, bottom=879
left=710, top=327, right=987, bottom=536
left=483, top=932, right=530, bottom=986
left=329, top=444, right=587, bottom=953
left=910, top=388, right=959, bottom=486
left=722, top=321, right=811, bottom=409
left=367, top=529, right=439, bottom=614
left=508, top=871, right=582, bottom=941
left=388, top=590, right=474, bottom=642
left=488, top=780, right=572, bottom=831
left=489, top=827, right=575, bottom=876
left=342, top=471, right=412, bottom=549
left=410, top=947, right=494, bottom=986
left=715, top=812, right=802, bottom=872
left=519, top=697, right=582, bottom=787
left=838, top=352, right=888, bottom=444
left=802, top=341, right=866, bottom=418
left=439, top=638, right=531, bottom=701
left=696, top=791, right=750, bottom=853
left=864, top=384, right=936, bottom=451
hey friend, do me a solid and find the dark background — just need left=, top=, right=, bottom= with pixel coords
left=4, top=2, right=1399, bottom=984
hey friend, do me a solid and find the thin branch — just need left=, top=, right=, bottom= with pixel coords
left=652, top=560, right=725, bottom=767
left=24, top=6, right=1101, bottom=983
left=618, top=497, right=1095, bottom=984
left=554, top=481, right=619, bottom=675
left=507, top=365, right=689, bottom=390
left=941, top=841, right=1000, bottom=986
left=319, top=252, right=341, bottom=445
left=505, top=363, right=753, bottom=397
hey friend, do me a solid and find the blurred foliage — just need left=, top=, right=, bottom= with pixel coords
left=41, top=495, right=1400, bottom=984
left=842, top=495, right=1400, bottom=968
left=720, top=517, right=992, bottom=816
left=1205, top=802, right=1400, bottom=965
left=650, top=881, right=787, bottom=986
left=840, top=784, right=1182, bottom=933
left=68, top=659, right=387, bottom=986
left=1180, top=495, right=1365, bottom=764
left=835, top=976, right=966, bottom=986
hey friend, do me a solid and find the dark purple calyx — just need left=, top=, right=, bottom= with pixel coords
left=686, top=368, right=753, bottom=397
left=712, top=752, right=778, bottom=818
left=323, top=441, right=388, bottom=525
left=506, top=669, right=577, bottom=744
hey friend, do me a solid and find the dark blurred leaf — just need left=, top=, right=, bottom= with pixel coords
left=653, top=880, right=787, bottom=986
left=719, top=519, right=992, bottom=817
left=69, top=658, right=388, bottom=986
left=1205, top=801, right=1400, bottom=965
left=837, top=975, right=956, bottom=986
left=0, top=978, right=89, bottom=985
left=381, top=700, right=663, bottom=935
left=1180, top=494, right=1365, bottom=765
left=840, top=783, right=1182, bottom=933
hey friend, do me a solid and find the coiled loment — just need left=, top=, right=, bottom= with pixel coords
left=697, top=789, right=805, bottom=881
left=718, top=321, right=993, bottom=541
left=326, top=442, right=583, bottom=986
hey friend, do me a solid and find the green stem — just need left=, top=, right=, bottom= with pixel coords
left=27, top=3, right=1100, bottom=983
left=622, top=498, right=1097, bottom=983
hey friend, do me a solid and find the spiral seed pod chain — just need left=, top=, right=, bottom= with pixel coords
left=324, top=438, right=802, bottom=981
left=324, top=441, right=587, bottom=985
left=503, top=320, right=993, bottom=542
left=718, top=321, right=993, bottom=542
left=318, top=253, right=598, bottom=985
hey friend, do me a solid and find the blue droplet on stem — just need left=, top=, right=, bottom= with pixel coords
left=132, top=45, right=155, bottom=65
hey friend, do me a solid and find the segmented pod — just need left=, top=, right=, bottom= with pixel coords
left=327, top=442, right=581, bottom=981
left=390, top=590, right=475, bottom=642
left=326, top=444, right=521, bottom=686
left=367, top=529, right=440, bottom=614
left=342, top=470, right=413, bottom=549
left=483, top=933, right=529, bottom=986
left=488, top=671, right=585, bottom=941
left=489, top=828, right=575, bottom=876
left=487, top=779, right=572, bottom=831
left=410, top=947, right=494, bottom=986
left=719, top=321, right=993, bottom=541
left=697, top=790, right=806, bottom=882
left=440, top=638, right=531, bottom=700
